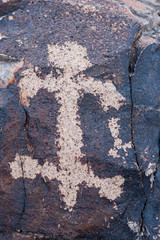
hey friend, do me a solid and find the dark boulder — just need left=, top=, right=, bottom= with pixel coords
left=0, top=0, right=159, bottom=239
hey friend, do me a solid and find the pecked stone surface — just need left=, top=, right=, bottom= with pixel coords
left=0, top=0, right=159, bottom=239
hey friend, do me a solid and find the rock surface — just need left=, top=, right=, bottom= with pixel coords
left=131, top=42, right=160, bottom=240
left=0, top=0, right=28, bottom=17
left=0, top=0, right=159, bottom=239
left=115, top=0, right=160, bottom=40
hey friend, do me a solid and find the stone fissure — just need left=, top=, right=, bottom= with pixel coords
left=128, top=29, right=145, bottom=196
left=128, top=32, right=160, bottom=238
left=16, top=107, right=29, bottom=229
left=129, top=70, right=147, bottom=240
left=128, top=33, right=148, bottom=239
left=129, top=73, right=144, bottom=192
left=22, top=106, right=29, bottom=130
left=128, top=28, right=143, bottom=75
left=17, top=154, right=27, bottom=229
left=139, top=133, right=160, bottom=239
left=129, top=69, right=149, bottom=240
left=139, top=200, right=149, bottom=239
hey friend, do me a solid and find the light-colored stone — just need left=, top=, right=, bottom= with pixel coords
left=0, top=56, right=23, bottom=88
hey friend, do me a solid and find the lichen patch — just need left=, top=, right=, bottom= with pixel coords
left=145, top=163, right=157, bottom=187
left=127, top=220, right=140, bottom=233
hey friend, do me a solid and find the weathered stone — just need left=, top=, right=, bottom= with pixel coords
left=0, top=0, right=159, bottom=239
left=115, top=0, right=160, bottom=40
left=0, top=54, right=23, bottom=88
left=132, top=42, right=160, bottom=239
left=0, top=0, right=28, bottom=17
left=0, top=86, right=26, bottom=232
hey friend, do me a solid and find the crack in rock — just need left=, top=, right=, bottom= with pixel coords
left=128, top=30, right=146, bottom=197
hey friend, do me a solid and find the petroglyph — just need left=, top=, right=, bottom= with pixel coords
left=10, top=41, right=129, bottom=210
left=10, top=154, right=125, bottom=211
left=108, top=117, right=132, bottom=158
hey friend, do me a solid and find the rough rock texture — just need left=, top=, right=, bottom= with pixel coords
left=0, top=0, right=28, bottom=17
left=0, top=0, right=159, bottom=239
left=114, top=0, right=160, bottom=40
left=131, top=42, right=160, bottom=239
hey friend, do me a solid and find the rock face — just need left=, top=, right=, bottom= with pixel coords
left=132, top=42, right=160, bottom=240
left=0, top=0, right=159, bottom=239
left=0, top=0, right=28, bottom=17
left=115, top=0, right=160, bottom=40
